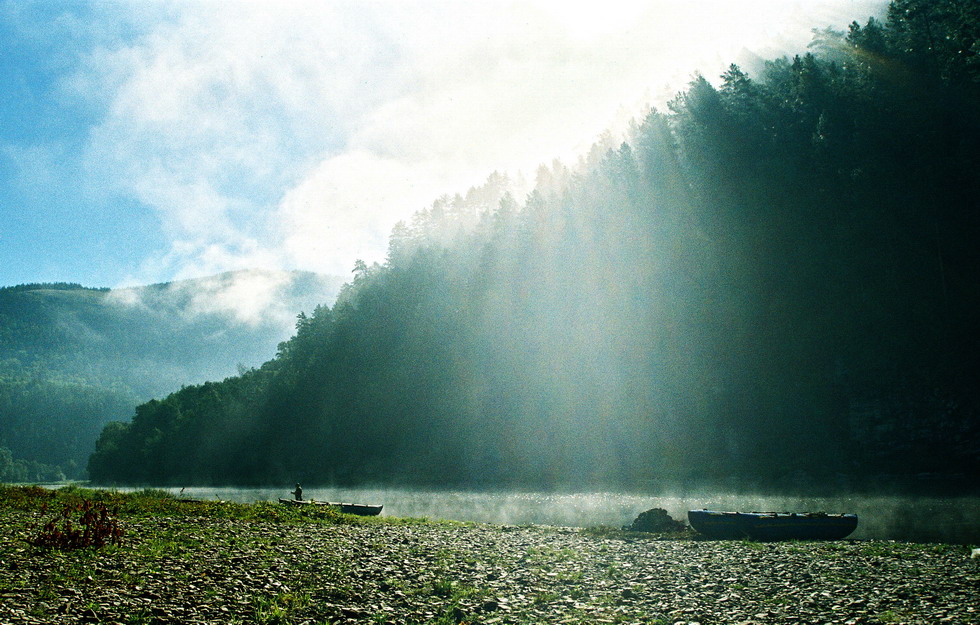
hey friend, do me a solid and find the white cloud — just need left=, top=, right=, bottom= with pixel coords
left=75, top=1, right=403, bottom=281
left=277, top=149, right=463, bottom=274
left=182, top=269, right=303, bottom=327
left=70, top=0, right=886, bottom=284
left=106, top=268, right=343, bottom=330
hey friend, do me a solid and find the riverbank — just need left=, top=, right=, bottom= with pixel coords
left=78, top=485, right=980, bottom=544
left=1, top=487, right=978, bottom=624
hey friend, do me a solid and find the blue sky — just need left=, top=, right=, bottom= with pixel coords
left=1, top=0, right=885, bottom=289
left=0, top=3, right=148, bottom=285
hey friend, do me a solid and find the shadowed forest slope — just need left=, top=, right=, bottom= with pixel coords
left=90, top=1, right=980, bottom=490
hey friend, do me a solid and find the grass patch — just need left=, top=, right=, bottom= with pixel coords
left=874, top=609, right=907, bottom=623
left=0, top=484, right=362, bottom=525
left=252, top=591, right=312, bottom=625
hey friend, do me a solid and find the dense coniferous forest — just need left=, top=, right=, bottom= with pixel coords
left=89, top=1, right=980, bottom=491
left=0, top=270, right=341, bottom=480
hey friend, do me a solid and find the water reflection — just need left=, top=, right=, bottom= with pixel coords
left=121, top=486, right=980, bottom=544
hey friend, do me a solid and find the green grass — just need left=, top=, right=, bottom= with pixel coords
left=874, top=609, right=907, bottom=623
left=426, top=579, right=488, bottom=625
left=0, top=484, right=359, bottom=524
left=251, top=591, right=313, bottom=625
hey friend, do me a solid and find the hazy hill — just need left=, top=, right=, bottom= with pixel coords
left=0, top=269, right=343, bottom=479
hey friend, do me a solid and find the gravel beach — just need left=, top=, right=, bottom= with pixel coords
left=2, top=510, right=979, bottom=624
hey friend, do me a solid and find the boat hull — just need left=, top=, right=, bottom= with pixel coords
left=688, top=509, right=857, bottom=541
left=278, top=498, right=383, bottom=516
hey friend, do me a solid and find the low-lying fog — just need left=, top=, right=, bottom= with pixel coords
left=133, top=487, right=980, bottom=544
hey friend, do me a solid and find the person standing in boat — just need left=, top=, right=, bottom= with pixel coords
left=291, top=483, right=303, bottom=501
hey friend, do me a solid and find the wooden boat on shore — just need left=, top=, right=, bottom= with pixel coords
left=688, top=509, right=858, bottom=541
left=278, top=498, right=383, bottom=516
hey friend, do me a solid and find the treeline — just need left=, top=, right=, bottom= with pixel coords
left=0, top=446, right=65, bottom=483
left=90, top=0, right=980, bottom=491
left=0, top=373, right=138, bottom=476
left=0, top=283, right=107, bottom=293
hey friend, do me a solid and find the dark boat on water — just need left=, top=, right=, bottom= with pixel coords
left=688, top=509, right=858, bottom=541
left=278, top=498, right=383, bottom=516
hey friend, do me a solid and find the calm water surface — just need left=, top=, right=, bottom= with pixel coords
left=111, top=486, right=980, bottom=544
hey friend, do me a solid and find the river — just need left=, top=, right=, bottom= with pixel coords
left=97, top=485, right=980, bottom=544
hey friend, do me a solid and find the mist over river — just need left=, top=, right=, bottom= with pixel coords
left=95, top=486, right=980, bottom=544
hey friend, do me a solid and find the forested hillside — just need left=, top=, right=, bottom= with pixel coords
left=90, top=1, right=980, bottom=491
left=0, top=270, right=342, bottom=480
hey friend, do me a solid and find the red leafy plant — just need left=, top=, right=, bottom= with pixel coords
left=31, top=499, right=123, bottom=551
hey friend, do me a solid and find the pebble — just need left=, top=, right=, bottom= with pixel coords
left=2, top=511, right=979, bottom=624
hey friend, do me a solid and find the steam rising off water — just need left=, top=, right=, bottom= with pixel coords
left=148, top=487, right=980, bottom=544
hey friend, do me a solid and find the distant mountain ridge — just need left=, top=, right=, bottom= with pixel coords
left=0, top=269, right=344, bottom=479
